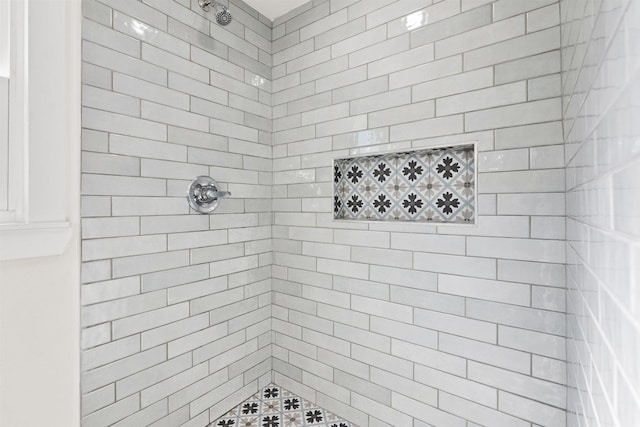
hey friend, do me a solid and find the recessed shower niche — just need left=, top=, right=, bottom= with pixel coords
left=334, top=144, right=476, bottom=223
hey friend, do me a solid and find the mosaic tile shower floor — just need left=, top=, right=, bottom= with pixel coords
left=210, top=384, right=358, bottom=427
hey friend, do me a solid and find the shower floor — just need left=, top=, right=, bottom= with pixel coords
left=211, top=384, right=358, bottom=427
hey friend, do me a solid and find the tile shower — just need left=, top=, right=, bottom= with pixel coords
left=78, top=1, right=640, bottom=427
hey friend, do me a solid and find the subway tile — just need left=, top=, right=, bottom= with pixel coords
left=371, top=367, right=437, bottom=406
left=385, top=0, right=461, bottom=38
left=438, top=275, right=531, bottom=306
left=142, top=263, right=210, bottom=292
left=287, top=48, right=333, bottom=75
left=82, top=85, right=140, bottom=117
left=368, top=44, right=434, bottom=79
left=331, top=26, right=386, bottom=59
left=82, top=335, right=140, bottom=371
left=82, top=235, right=166, bottom=262
left=528, top=73, right=562, bottom=101
left=439, top=215, right=530, bottom=238
left=81, top=384, right=115, bottom=417
left=82, top=107, right=167, bottom=141
left=112, top=250, right=190, bottom=278
left=112, top=303, right=190, bottom=339
left=415, top=308, right=497, bottom=343
left=112, top=197, right=188, bottom=216
left=350, top=246, right=413, bottom=269
left=81, top=394, right=139, bottom=427
left=411, top=5, right=492, bottom=47
left=530, top=144, right=565, bottom=169
left=532, top=354, right=566, bottom=384
left=300, top=57, right=349, bottom=84
left=100, top=0, right=167, bottom=30
left=353, top=393, right=412, bottom=426
left=495, top=50, right=561, bottom=85
left=396, top=393, right=467, bottom=427
left=389, top=55, right=462, bottom=89
left=370, top=265, right=437, bottom=291
left=391, top=286, right=465, bottom=315
left=531, top=216, right=566, bottom=240
left=439, top=333, right=531, bottom=374
left=83, top=41, right=166, bottom=86
left=499, top=391, right=566, bottom=427
left=435, top=15, right=525, bottom=59
left=391, top=233, right=465, bottom=255
left=479, top=169, right=565, bottom=193
left=141, top=101, right=209, bottom=133
left=349, top=34, right=410, bottom=68
left=468, top=361, right=566, bottom=408
left=415, top=364, right=497, bottom=408
left=82, top=346, right=166, bottom=393
left=464, top=27, right=560, bottom=71
left=369, top=100, right=435, bottom=128
left=497, top=193, right=565, bottom=215
left=82, top=217, right=140, bottom=240
left=333, top=75, right=389, bottom=103
left=390, top=115, right=464, bottom=142
left=141, top=215, right=209, bottom=235
left=466, top=98, right=561, bottom=132
left=466, top=236, right=565, bottom=263
left=82, top=0, right=112, bottom=26
left=110, top=134, right=187, bottom=162
left=142, top=44, right=208, bottom=82
left=335, top=323, right=390, bottom=352
left=498, top=259, right=565, bottom=287
left=113, top=11, right=189, bottom=58
left=82, top=276, right=140, bottom=306
left=352, top=345, right=413, bottom=378
left=493, top=0, right=558, bottom=21
left=437, top=82, right=527, bottom=116
left=467, top=299, right=566, bottom=335
left=317, top=258, right=368, bottom=280
left=315, top=15, right=366, bottom=49
left=439, top=392, right=528, bottom=427
left=412, top=67, right=493, bottom=102
left=352, top=295, right=412, bottom=323
left=414, top=252, right=496, bottom=279
left=142, top=314, right=209, bottom=351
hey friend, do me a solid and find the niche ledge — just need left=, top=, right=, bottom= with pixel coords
left=334, top=143, right=476, bottom=224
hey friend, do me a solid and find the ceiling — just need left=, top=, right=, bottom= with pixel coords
left=240, top=0, right=310, bottom=22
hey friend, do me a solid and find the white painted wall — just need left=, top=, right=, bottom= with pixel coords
left=0, top=1, right=81, bottom=426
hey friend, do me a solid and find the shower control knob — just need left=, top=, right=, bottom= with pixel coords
left=187, top=176, right=231, bottom=214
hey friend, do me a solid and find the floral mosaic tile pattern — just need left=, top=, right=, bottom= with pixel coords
left=211, top=384, right=357, bottom=427
left=334, top=145, right=475, bottom=223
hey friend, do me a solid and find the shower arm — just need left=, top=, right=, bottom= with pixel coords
left=198, top=0, right=213, bottom=11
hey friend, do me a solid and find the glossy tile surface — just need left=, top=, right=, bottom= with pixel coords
left=562, top=0, right=640, bottom=426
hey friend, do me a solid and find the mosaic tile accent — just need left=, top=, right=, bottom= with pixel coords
left=211, top=384, right=358, bottom=427
left=334, top=145, right=475, bottom=223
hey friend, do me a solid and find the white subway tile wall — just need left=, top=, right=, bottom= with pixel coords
left=272, top=1, right=566, bottom=427
left=77, top=0, right=606, bottom=426
left=562, top=0, right=640, bottom=426
left=80, top=0, right=274, bottom=425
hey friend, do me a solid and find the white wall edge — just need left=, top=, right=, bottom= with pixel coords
left=0, top=222, right=71, bottom=261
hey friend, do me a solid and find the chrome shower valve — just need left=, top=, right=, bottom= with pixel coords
left=187, top=176, right=231, bottom=214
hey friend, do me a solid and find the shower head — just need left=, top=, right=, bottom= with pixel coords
left=198, top=0, right=232, bottom=26
left=214, top=4, right=232, bottom=26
